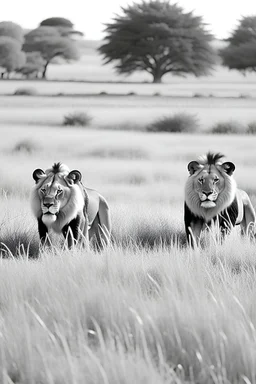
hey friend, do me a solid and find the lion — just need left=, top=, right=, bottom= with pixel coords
left=184, top=152, right=255, bottom=246
left=31, top=163, right=111, bottom=249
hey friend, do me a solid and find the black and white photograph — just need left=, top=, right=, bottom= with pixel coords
left=1, top=0, right=256, bottom=382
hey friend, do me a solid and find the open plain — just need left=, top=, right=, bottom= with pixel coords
left=1, top=57, right=256, bottom=382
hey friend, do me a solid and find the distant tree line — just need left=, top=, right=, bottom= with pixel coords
left=0, top=0, right=256, bottom=82
left=0, top=17, right=82, bottom=79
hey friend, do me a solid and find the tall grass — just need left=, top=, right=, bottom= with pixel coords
left=1, top=238, right=256, bottom=383
left=0, top=126, right=256, bottom=382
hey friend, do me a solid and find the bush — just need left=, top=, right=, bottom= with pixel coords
left=146, top=113, right=199, bottom=133
left=13, top=140, right=40, bottom=153
left=14, top=87, right=38, bottom=96
left=247, top=121, right=256, bottom=134
left=63, top=111, right=92, bottom=127
left=239, top=93, right=251, bottom=99
left=193, top=92, right=204, bottom=98
left=210, top=121, right=244, bottom=134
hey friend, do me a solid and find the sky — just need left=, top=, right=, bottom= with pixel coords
left=1, top=0, right=256, bottom=40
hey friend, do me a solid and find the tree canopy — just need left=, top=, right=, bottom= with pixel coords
left=0, top=21, right=24, bottom=43
left=40, top=17, right=74, bottom=29
left=221, top=16, right=256, bottom=74
left=0, top=36, right=25, bottom=77
left=99, top=0, right=216, bottom=83
left=40, top=17, right=83, bottom=38
left=23, top=26, right=80, bottom=78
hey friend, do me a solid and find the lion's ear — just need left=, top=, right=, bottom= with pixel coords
left=221, top=162, right=235, bottom=175
left=33, top=169, right=46, bottom=183
left=187, top=161, right=201, bottom=175
left=66, top=170, right=82, bottom=185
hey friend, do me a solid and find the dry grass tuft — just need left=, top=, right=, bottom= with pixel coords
left=63, top=111, right=93, bottom=127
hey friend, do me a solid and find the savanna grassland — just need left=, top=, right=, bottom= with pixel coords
left=2, top=73, right=256, bottom=383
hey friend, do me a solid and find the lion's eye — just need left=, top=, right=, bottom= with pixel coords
left=214, top=177, right=219, bottom=183
left=40, top=188, right=46, bottom=194
left=57, top=189, right=63, bottom=195
left=198, top=178, right=204, bottom=184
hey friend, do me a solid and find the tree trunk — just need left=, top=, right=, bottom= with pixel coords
left=152, top=71, right=163, bottom=83
left=42, top=61, right=50, bottom=79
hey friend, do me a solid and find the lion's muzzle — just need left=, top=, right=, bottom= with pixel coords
left=41, top=200, right=60, bottom=226
left=199, top=191, right=217, bottom=208
left=41, top=201, right=60, bottom=214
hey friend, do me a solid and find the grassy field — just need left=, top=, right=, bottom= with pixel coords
left=1, top=94, right=256, bottom=129
left=1, top=78, right=256, bottom=382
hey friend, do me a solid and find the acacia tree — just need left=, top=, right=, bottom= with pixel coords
left=99, top=0, right=216, bottom=83
left=221, top=16, right=256, bottom=74
left=0, top=36, right=25, bottom=78
left=39, top=17, right=83, bottom=37
left=0, top=21, right=24, bottom=43
left=23, top=26, right=80, bottom=78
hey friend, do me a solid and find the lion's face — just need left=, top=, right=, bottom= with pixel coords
left=186, top=159, right=236, bottom=215
left=191, top=168, right=225, bottom=208
left=31, top=165, right=83, bottom=228
left=38, top=177, right=72, bottom=224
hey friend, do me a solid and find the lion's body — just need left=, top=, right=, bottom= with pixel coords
left=31, top=163, right=111, bottom=248
left=184, top=153, right=255, bottom=245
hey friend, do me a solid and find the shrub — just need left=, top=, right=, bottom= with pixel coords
left=13, top=87, right=38, bottom=96
left=239, top=93, right=251, bottom=99
left=153, top=92, right=161, bottom=96
left=193, top=92, right=204, bottom=98
left=13, top=140, right=40, bottom=153
left=146, top=113, right=199, bottom=133
left=210, top=121, right=244, bottom=134
left=127, top=92, right=136, bottom=96
left=63, top=111, right=92, bottom=127
left=247, top=121, right=256, bottom=134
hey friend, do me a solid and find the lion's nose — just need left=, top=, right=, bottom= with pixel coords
left=44, top=203, right=53, bottom=208
left=203, top=191, right=213, bottom=197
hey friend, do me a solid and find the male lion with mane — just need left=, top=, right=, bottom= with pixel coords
left=31, top=163, right=111, bottom=249
left=184, top=152, right=255, bottom=246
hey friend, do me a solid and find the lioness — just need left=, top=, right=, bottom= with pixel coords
left=31, top=162, right=111, bottom=249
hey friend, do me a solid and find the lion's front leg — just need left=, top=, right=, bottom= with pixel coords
left=38, top=218, right=51, bottom=247
left=62, top=216, right=81, bottom=248
left=188, top=221, right=204, bottom=247
left=184, top=202, right=203, bottom=247
left=82, top=218, right=90, bottom=249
